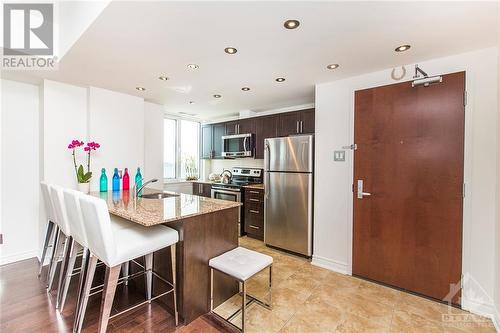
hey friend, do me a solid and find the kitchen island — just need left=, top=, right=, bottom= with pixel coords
left=91, top=189, right=241, bottom=324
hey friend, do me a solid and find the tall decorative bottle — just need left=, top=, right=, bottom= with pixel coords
left=122, top=168, right=130, bottom=190
left=112, top=168, right=120, bottom=192
left=99, top=168, right=108, bottom=192
left=135, top=167, right=143, bottom=196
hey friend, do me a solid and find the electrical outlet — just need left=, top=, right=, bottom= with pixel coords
left=334, top=150, right=346, bottom=162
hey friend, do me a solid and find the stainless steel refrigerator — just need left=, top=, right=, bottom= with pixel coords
left=264, top=135, right=313, bottom=257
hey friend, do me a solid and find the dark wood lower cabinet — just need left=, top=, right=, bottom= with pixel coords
left=243, top=188, right=264, bottom=240
left=192, top=182, right=212, bottom=197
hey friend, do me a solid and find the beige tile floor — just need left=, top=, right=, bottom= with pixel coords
left=212, top=236, right=496, bottom=333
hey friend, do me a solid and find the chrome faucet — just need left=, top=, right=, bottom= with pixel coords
left=133, top=178, right=158, bottom=205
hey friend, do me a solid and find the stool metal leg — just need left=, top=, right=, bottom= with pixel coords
left=122, top=261, right=130, bottom=286
left=210, top=268, right=214, bottom=312
left=56, top=236, right=73, bottom=308
left=38, top=220, right=55, bottom=277
left=75, top=254, right=98, bottom=333
left=73, top=248, right=90, bottom=333
left=241, top=281, right=246, bottom=333
left=97, top=265, right=121, bottom=333
left=47, top=228, right=64, bottom=290
left=145, top=253, right=153, bottom=303
left=171, top=243, right=178, bottom=326
left=269, top=265, right=272, bottom=308
left=59, top=240, right=82, bottom=312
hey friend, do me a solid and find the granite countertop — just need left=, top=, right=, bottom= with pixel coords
left=242, top=183, right=265, bottom=190
left=90, top=188, right=241, bottom=227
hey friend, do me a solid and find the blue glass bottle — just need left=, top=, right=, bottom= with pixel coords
left=135, top=167, right=143, bottom=196
left=99, top=168, right=108, bottom=192
left=112, top=168, right=120, bottom=192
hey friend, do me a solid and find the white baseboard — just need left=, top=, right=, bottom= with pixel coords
left=311, top=255, right=350, bottom=275
left=492, top=311, right=500, bottom=333
left=462, top=296, right=500, bottom=332
left=0, top=250, right=38, bottom=266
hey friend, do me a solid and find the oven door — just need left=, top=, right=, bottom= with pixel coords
left=211, top=188, right=242, bottom=235
left=222, top=134, right=253, bottom=157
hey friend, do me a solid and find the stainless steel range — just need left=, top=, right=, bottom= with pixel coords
left=211, top=167, right=263, bottom=236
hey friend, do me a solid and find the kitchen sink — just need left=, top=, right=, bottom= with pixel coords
left=141, top=192, right=179, bottom=199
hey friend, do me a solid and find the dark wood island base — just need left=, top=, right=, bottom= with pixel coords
left=152, top=206, right=239, bottom=324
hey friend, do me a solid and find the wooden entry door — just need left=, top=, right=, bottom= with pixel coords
left=352, top=72, right=465, bottom=305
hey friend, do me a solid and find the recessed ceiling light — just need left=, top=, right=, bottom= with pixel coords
left=213, top=94, right=222, bottom=98
left=136, top=87, right=146, bottom=91
left=275, top=77, right=286, bottom=82
left=395, top=44, right=411, bottom=52
left=326, top=64, right=339, bottom=70
left=158, top=75, right=169, bottom=81
left=224, top=47, right=237, bottom=54
left=187, top=64, right=199, bottom=70
left=241, top=87, right=250, bottom=91
left=284, top=19, right=300, bottom=29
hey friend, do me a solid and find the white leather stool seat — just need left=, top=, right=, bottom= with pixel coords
left=111, top=215, right=135, bottom=231
left=209, top=247, right=273, bottom=281
left=105, top=224, right=178, bottom=267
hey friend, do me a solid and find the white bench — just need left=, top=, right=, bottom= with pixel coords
left=209, top=246, right=273, bottom=332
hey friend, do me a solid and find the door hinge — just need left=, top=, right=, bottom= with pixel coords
left=463, top=91, right=468, bottom=107
left=343, top=144, right=357, bottom=150
left=462, top=183, right=466, bottom=198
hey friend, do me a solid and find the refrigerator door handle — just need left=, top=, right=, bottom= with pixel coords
left=264, top=142, right=270, bottom=199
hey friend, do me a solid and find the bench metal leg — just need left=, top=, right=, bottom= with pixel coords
left=145, top=253, right=153, bottom=303
left=171, top=243, right=178, bottom=326
left=241, top=281, right=246, bottom=333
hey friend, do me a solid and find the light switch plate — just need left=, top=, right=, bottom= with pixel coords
left=334, top=150, right=345, bottom=162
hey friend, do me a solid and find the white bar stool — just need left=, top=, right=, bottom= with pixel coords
left=209, top=247, right=273, bottom=332
left=76, top=194, right=179, bottom=333
left=39, top=182, right=58, bottom=278
left=47, top=184, right=73, bottom=291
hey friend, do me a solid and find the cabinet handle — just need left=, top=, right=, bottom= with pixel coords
left=300, top=121, right=303, bottom=133
left=249, top=225, right=260, bottom=229
left=249, top=198, right=259, bottom=202
left=249, top=209, right=260, bottom=214
left=296, top=121, right=299, bottom=134
left=248, top=191, right=260, bottom=194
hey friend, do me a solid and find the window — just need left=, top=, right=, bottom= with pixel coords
left=163, top=118, right=200, bottom=180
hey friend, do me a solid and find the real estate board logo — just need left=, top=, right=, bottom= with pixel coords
left=2, top=3, right=57, bottom=69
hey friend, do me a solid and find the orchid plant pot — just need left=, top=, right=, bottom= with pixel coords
left=77, top=182, right=91, bottom=194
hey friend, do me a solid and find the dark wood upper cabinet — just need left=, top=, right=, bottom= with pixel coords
left=203, top=109, right=314, bottom=160
left=200, top=124, right=213, bottom=159
left=254, top=115, right=278, bottom=159
left=225, top=121, right=238, bottom=135
left=278, top=109, right=315, bottom=137
left=278, top=112, right=301, bottom=137
left=212, top=123, right=226, bottom=159
left=225, top=119, right=255, bottom=135
left=299, top=108, right=315, bottom=134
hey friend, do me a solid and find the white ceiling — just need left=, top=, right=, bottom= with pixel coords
left=2, top=1, right=498, bottom=119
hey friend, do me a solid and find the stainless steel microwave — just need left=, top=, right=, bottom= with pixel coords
left=222, top=133, right=254, bottom=157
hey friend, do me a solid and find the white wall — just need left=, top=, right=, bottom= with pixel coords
left=144, top=102, right=164, bottom=190
left=88, top=87, right=144, bottom=191
left=1, top=80, right=40, bottom=265
left=314, top=47, right=499, bottom=318
left=207, top=158, right=264, bottom=177
left=42, top=80, right=88, bottom=188
left=494, top=4, right=500, bottom=328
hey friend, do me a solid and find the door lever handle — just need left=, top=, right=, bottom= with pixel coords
left=357, top=180, right=371, bottom=199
